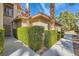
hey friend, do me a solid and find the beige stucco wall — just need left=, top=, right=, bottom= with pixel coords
left=22, top=22, right=29, bottom=27
left=3, top=4, right=18, bottom=36
left=0, top=4, right=3, bottom=28
left=21, top=20, right=30, bottom=27
left=56, top=26, right=61, bottom=31
left=3, top=16, right=14, bottom=25
left=13, top=4, right=18, bottom=18
left=50, top=23, right=55, bottom=30
left=3, top=4, right=18, bottom=25
left=32, top=21, right=48, bottom=30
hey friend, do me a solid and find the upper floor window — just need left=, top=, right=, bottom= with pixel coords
left=4, top=4, right=13, bottom=17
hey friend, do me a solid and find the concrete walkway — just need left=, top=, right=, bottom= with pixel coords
left=2, top=37, right=39, bottom=56
left=42, top=38, right=74, bottom=56
left=2, top=35, right=75, bottom=56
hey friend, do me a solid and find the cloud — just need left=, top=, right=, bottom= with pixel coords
left=40, top=3, right=50, bottom=16
left=55, top=3, right=64, bottom=9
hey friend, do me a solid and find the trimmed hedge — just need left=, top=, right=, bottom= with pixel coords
left=44, top=30, right=58, bottom=48
left=57, top=31, right=64, bottom=41
left=13, top=29, right=17, bottom=39
left=28, top=26, right=44, bottom=51
left=17, top=27, right=29, bottom=45
left=0, top=29, right=4, bottom=55
left=15, top=26, right=64, bottom=50
left=61, top=31, right=64, bottom=38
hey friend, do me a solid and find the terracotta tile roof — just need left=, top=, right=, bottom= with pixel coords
left=30, top=13, right=53, bottom=24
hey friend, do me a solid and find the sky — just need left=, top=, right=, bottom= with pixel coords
left=55, top=3, right=79, bottom=16
left=29, top=3, right=50, bottom=16
left=20, top=3, right=79, bottom=16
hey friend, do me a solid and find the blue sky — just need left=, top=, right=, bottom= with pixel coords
left=55, top=3, right=79, bottom=16
left=20, top=3, right=79, bottom=16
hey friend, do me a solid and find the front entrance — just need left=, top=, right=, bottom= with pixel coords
left=4, top=25, right=13, bottom=37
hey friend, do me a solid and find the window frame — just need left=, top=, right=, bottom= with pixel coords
left=4, top=4, right=13, bottom=17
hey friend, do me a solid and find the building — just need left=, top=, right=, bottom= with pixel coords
left=0, top=3, right=19, bottom=36
left=0, top=3, right=61, bottom=37
left=13, top=3, right=61, bottom=31
left=13, top=13, right=54, bottom=30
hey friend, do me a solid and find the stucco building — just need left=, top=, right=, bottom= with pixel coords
left=0, top=3, right=19, bottom=36
left=13, top=13, right=54, bottom=30
left=13, top=3, right=60, bottom=31
left=0, top=3, right=61, bottom=37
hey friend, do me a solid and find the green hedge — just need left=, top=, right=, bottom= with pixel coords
left=44, top=30, right=58, bottom=48
left=17, top=27, right=29, bottom=45
left=13, top=29, right=17, bottom=39
left=57, top=31, right=64, bottom=41
left=16, top=26, right=64, bottom=50
left=61, top=31, right=64, bottom=38
left=0, top=29, right=5, bottom=55
left=28, top=26, right=44, bottom=51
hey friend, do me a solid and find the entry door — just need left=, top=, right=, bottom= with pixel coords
left=4, top=25, right=12, bottom=37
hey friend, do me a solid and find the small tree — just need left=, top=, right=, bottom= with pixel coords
left=58, top=11, right=77, bottom=31
left=75, top=11, right=79, bottom=33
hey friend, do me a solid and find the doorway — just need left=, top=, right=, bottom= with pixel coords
left=4, top=25, right=13, bottom=37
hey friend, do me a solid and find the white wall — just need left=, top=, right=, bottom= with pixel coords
left=32, top=21, right=48, bottom=30
left=0, top=4, right=3, bottom=28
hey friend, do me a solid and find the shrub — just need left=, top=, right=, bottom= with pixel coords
left=75, top=26, right=79, bottom=34
left=44, top=30, right=58, bottom=48
left=28, top=26, right=44, bottom=51
left=0, top=29, right=5, bottom=55
left=13, top=29, right=17, bottom=39
left=57, top=32, right=61, bottom=41
left=61, top=31, right=64, bottom=38
left=57, top=31, right=64, bottom=41
left=17, top=27, right=29, bottom=45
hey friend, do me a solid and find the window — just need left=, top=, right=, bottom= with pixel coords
left=4, top=7, right=13, bottom=17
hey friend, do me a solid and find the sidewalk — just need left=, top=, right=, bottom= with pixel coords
left=2, top=36, right=75, bottom=56
left=42, top=38, right=74, bottom=56
left=2, top=37, right=39, bottom=56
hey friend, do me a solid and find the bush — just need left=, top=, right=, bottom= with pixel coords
left=75, top=26, right=79, bottom=34
left=44, top=30, right=58, bottom=48
left=28, top=26, right=44, bottom=51
left=13, top=29, right=17, bottom=39
left=57, top=31, right=64, bottom=41
left=0, top=29, right=5, bottom=55
left=57, top=32, right=61, bottom=41
left=17, top=27, right=29, bottom=45
left=61, top=31, right=64, bottom=38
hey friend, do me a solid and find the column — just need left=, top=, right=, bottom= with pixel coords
left=0, top=3, right=3, bottom=28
